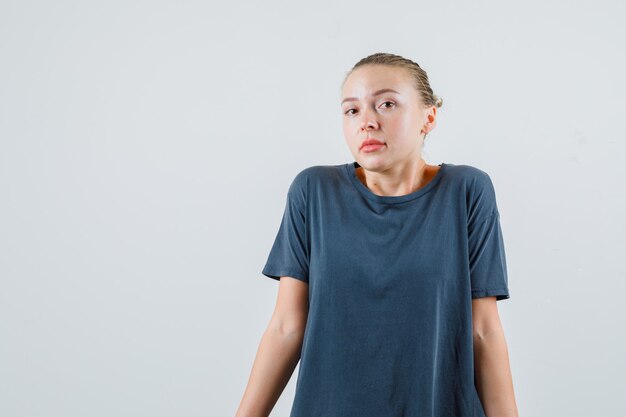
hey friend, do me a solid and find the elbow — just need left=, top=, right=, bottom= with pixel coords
left=269, top=318, right=306, bottom=339
left=473, top=327, right=504, bottom=344
left=280, top=324, right=305, bottom=338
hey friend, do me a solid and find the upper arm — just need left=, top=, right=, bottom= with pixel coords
left=261, top=170, right=310, bottom=285
left=471, top=296, right=503, bottom=340
left=269, top=276, right=309, bottom=335
left=467, top=169, right=511, bottom=301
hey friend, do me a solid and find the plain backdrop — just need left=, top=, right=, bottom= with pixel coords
left=1, top=1, right=625, bottom=416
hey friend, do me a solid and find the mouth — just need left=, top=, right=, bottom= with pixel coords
left=361, top=143, right=386, bottom=153
left=360, top=138, right=385, bottom=150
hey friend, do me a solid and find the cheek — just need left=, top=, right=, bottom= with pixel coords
left=394, top=113, right=420, bottom=133
left=342, top=126, right=356, bottom=147
left=342, top=122, right=350, bottom=138
left=342, top=121, right=358, bottom=139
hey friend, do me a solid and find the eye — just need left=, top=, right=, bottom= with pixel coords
left=343, top=101, right=395, bottom=116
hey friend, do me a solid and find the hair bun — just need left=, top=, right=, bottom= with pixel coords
left=434, top=95, right=443, bottom=108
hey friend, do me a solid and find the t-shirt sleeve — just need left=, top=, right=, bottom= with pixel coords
left=466, top=170, right=510, bottom=301
left=261, top=171, right=310, bottom=284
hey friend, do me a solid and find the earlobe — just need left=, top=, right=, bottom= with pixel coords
left=425, top=119, right=436, bottom=133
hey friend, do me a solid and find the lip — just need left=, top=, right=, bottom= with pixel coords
left=361, top=143, right=385, bottom=153
left=360, top=138, right=385, bottom=150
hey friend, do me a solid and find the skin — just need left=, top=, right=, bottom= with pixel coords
left=235, top=277, right=308, bottom=417
left=473, top=297, right=520, bottom=416
left=340, top=64, right=440, bottom=196
left=236, top=64, right=518, bottom=417
left=341, top=64, right=519, bottom=416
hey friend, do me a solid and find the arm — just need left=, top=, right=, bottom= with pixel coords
left=235, top=277, right=309, bottom=417
left=472, top=296, right=519, bottom=417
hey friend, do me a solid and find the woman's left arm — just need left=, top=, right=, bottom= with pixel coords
left=472, top=296, right=519, bottom=417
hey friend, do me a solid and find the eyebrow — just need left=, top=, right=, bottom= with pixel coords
left=341, top=88, right=400, bottom=105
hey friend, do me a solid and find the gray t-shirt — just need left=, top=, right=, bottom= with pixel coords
left=261, top=161, right=510, bottom=417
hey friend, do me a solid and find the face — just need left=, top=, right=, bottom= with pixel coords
left=340, top=65, right=436, bottom=171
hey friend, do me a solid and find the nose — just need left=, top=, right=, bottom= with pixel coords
left=360, top=109, right=379, bottom=131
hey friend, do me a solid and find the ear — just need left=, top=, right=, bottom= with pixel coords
left=424, top=106, right=437, bottom=133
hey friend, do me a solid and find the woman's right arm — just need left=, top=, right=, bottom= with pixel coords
left=235, top=277, right=309, bottom=417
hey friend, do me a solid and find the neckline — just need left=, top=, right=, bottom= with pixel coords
left=344, top=161, right=447, bottom=204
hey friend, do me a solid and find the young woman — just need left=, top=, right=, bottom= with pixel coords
left=236, top=53, right=519, bottom=417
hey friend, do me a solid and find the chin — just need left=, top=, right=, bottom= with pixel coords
left=357, top=157, right=387, bottom=170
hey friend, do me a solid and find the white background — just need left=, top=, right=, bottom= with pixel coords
left=1, top=0, right=624, bottom=416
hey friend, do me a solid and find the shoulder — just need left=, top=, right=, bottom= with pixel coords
left=444, top=163, right=494, bottom=189
left=284, top=164, right=345, bottom=212
left=288, top=164, right=344, bottom=195
left=444, top=162, right=498, bottom=200
left=444, top=163, right=501, bottom=222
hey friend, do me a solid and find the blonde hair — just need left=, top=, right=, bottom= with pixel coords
left=342, top=52, right=443, bottom=109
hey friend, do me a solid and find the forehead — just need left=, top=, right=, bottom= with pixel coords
left=341, top=65, right=414, bottom=102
